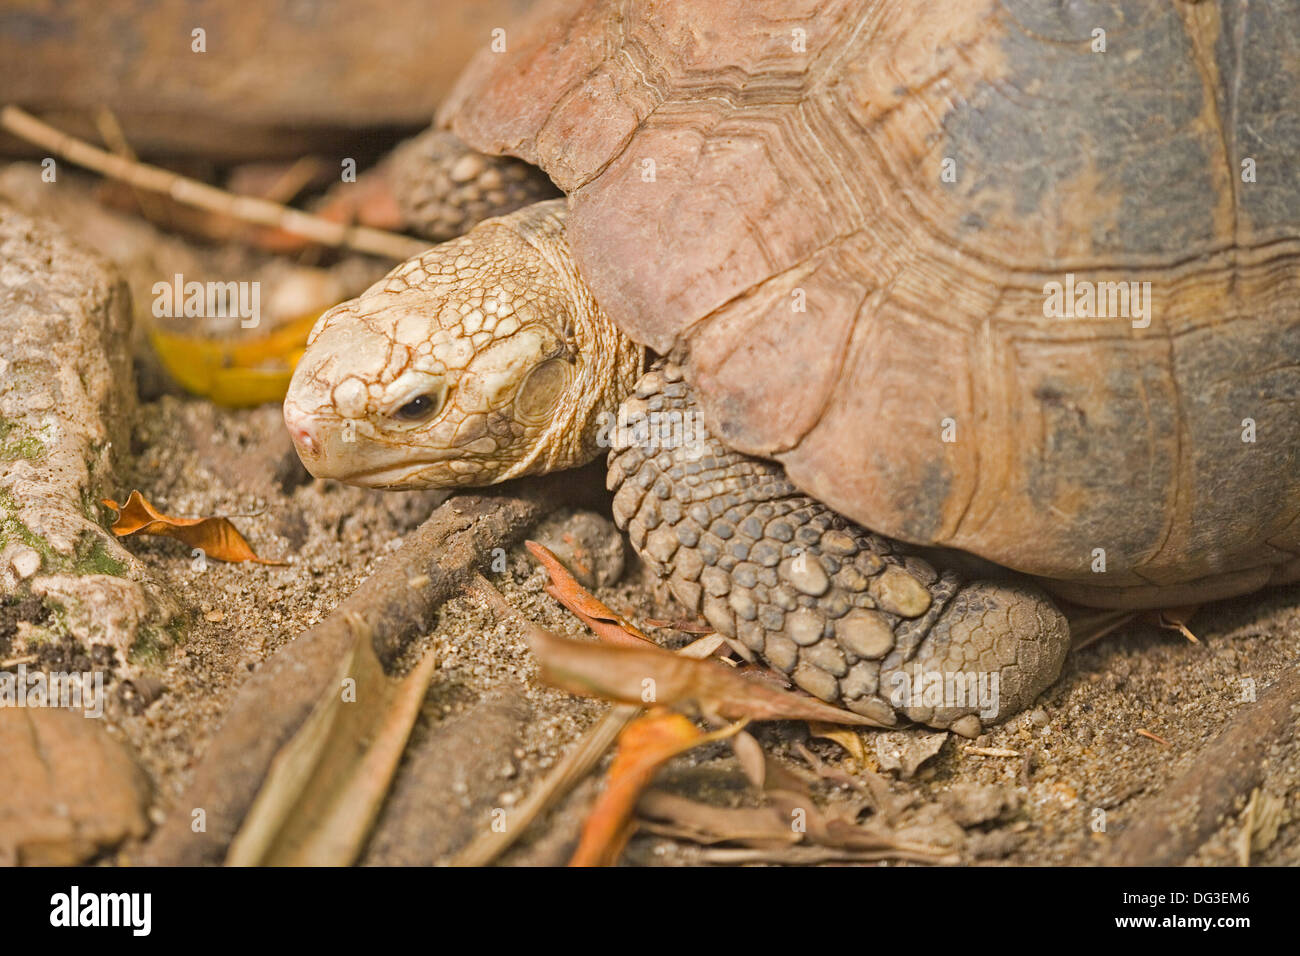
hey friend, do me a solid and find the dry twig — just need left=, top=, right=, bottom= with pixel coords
left=0, top=105, right=426, bottom=259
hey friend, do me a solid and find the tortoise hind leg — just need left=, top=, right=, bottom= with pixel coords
left=388, top=129, right=559, bottom=241
left=879, top=579, right=1070, bottom=736
left=608, top=361, right=1070, bottom=736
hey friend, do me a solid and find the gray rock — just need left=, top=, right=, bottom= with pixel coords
left=874, top=729, right=950, bottom=779
left=532, top=509, right=626, bottom=589
left=0, top=201, right=178, bottom=662
left=940, top=782, right=1020, bottom=827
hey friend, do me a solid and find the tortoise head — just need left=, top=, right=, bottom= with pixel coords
left=283, top=201, right=642, bottom=489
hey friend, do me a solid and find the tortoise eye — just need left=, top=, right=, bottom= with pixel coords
left=394, top=392, right=442, bottom=422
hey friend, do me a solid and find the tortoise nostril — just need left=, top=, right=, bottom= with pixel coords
left=283, top=404, right=320, bottom=456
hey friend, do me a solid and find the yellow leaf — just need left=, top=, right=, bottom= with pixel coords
left=148, top=311, right=319, bottom=407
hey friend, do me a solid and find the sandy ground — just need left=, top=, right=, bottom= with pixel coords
left=35, top=390, right=1295, bottom=866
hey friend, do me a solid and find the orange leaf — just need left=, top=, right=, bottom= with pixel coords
left=102, top=490, right=286, bottom=565
left=569, top=709, right=742, bottom=866
left=525, top=540, right=654, bottom=647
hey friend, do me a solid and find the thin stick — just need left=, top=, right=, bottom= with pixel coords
left=0, top=105, right=427, bottom=260
left=697, top=845, right=959, bottom=866
left=964, top=745, right=1021, bottom=758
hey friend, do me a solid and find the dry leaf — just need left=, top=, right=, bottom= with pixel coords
left=450, top=622, right=730, bottom=868
left=637, top=786, right=955, bottom=863
left=103, top=490, right=286, bottom=565
left=569, top=709, right=743, bottom=866
left=529, top=627, right=888, bottom=726
left=637, top=790, right=798, bottom=849
left=526, top=540, right=653, bottom=647
left=148, top=311, right=319, bottom=407
left=1239, top=788, right=1284, bottom=864
left=807, top=721, right=868, bottom=763
left=697, top=844, right=956, bottom=865
left=226, top=617, right=436, bottom=866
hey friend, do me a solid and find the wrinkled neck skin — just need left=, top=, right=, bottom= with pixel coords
left=283, top=200, right=644, bottom=490
left=508, top=203, right=642, bottom=480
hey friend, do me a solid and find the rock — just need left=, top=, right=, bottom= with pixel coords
left=117, top=675, right=166, bottom=715
left=531, top=509, right=626, bottom=589
left=874, top=729, right=949, bottom=779
left=8, top=545, right=40, bottom=579
left=0, top=201, right=179, bottom=662
left=940, top=783, right=1020, bottom=827
left=0, top=706, right=151, bottom=864
left=890, top=801, right=967, bottom=853
left=967, top=827, right=1028, bottom=860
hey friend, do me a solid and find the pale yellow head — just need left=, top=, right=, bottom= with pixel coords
left=284, top=201, right=642, bottom=488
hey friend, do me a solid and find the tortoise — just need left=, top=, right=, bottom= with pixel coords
left=283, top=0, right=1300, bottom=735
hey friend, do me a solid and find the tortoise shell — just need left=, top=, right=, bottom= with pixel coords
left=441, top=0, right=1300, bottom=602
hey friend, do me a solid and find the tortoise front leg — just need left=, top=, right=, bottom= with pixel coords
left=608, top=362, right=1071, bottom=736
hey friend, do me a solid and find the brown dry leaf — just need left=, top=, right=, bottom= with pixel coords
left=807, top=721, right=868, bottom=763
left=637, top=790, right=798, bottom=849
left=226, top=616, right=437, bottom=866
left=103, top=490, right=286, bottom=565
left=698, top=845, right=956, bottom=865
left=638, top=786, right=955, bottom=863
left=526, top=540, right=654, bottom=647
left=1239, top=788, right=1284, bottom=864
left=569, top=708, right=744, bottom=866
left=529, top=627, right=888, bottom=726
